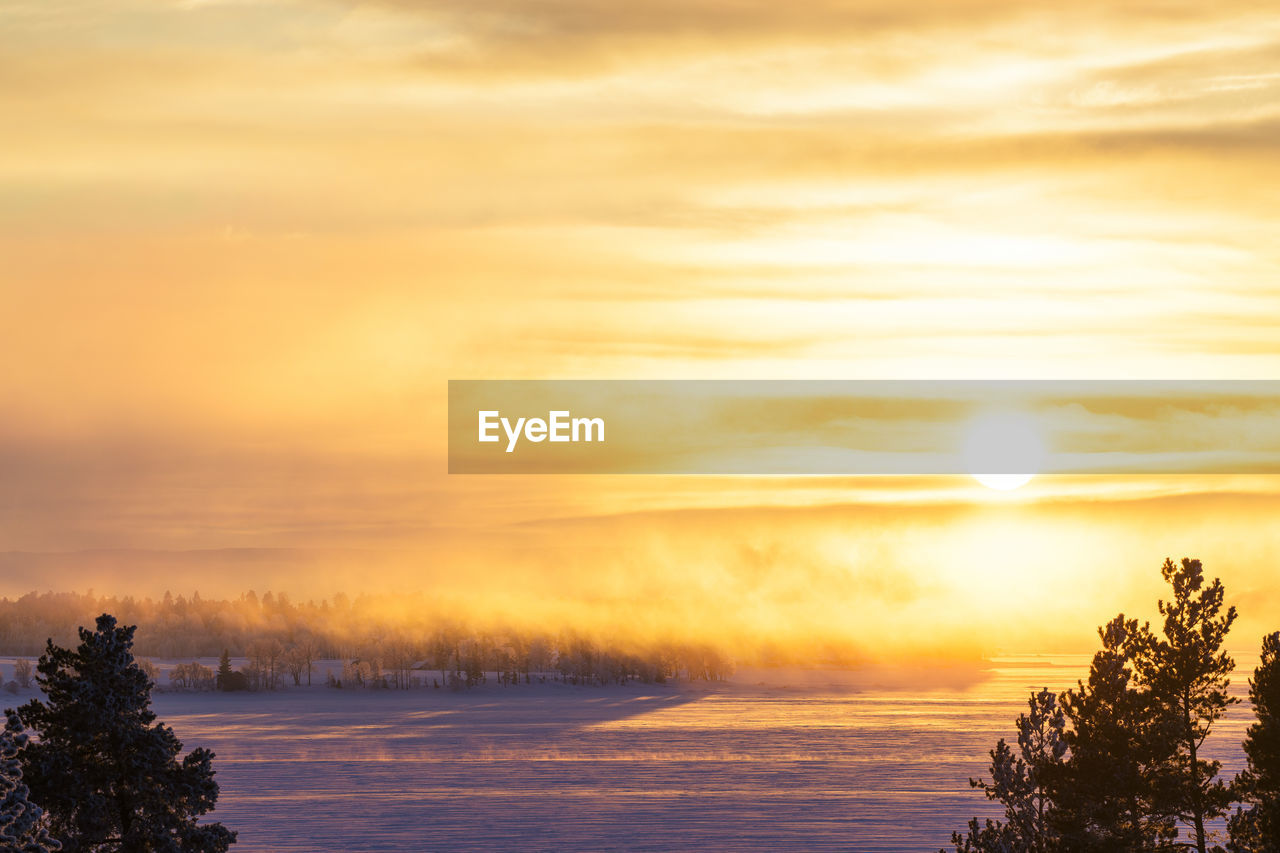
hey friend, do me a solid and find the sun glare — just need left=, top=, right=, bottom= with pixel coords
left=962, top=410, right=1046, bottom=491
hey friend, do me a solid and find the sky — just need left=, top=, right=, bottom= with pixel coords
left=3, top=0, right=1280, bottom=656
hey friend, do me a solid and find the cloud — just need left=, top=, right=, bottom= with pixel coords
left=1, top=0, right=1279, bottom=659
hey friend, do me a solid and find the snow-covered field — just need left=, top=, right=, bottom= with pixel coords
left=0, top=656, right=1254, bottom=851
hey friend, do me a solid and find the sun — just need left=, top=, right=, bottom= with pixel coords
left=962, top=410, right=1045, bottom=491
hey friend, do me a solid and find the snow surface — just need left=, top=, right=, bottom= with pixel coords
left=0, top=656, right=1254, bottom=852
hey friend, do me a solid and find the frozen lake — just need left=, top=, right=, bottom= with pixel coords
left=125, top=655, right=1252, bottom=851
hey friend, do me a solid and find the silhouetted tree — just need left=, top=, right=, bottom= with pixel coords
left=215, top=650, right=233, bottom=692
left=1048, top=614, right=1179, bottom=850
left=1229, top=631, right=1280, bottom=852
left=1132, top=558, right=1238, bottom=853
left=0, top=711, right=59, bottom=851
left=16, top=614, right=236, bottom=852
left=947, top=688, right=1067, bottom=853
left=1000, top=558, right=1237, bottom=852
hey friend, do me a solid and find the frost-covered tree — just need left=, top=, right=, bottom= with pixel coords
left=17, top=614, right=236, bottom=852
left=1229, top=631, right=1280, bottom=852
left=295, top=637, right=317, bottom=687
left=0, top=711, right=59, bottom=851
left=12, top=660, right=33, bottom=690
left=135, top=657, right=159, bottom=684
left=947, top=689, right=1067, bottom=853
left=170, top=663, right=215, bottom=692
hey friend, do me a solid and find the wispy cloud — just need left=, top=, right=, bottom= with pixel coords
left=2, top=0, right=1279, bottom=651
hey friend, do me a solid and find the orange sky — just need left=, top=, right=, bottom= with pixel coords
left=3, top=0, right=1280, bottom=656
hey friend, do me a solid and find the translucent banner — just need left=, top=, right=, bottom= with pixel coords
left=447, top=380, right=1280, bottom=476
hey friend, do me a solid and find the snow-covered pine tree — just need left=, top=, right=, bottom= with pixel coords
left=17, top=614, right=236, bottom=852
left=0, top=711, right=59, bottom=852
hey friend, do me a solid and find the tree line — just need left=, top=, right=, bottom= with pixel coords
left=203, top=630, right=731, bottom=692
left=0, top=589, right=735, bottom=691
left=948, top=558, right=1279, bottom=853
